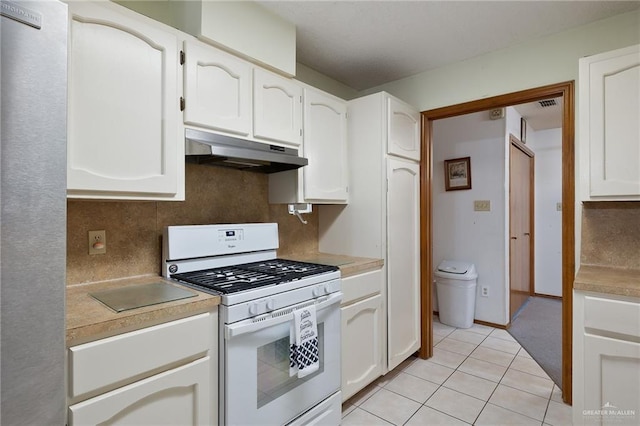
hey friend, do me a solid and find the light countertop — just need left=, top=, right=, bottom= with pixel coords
left=281, top=252, right=384, bottom=278
left=574, top=265, right=640, bottom=298
left=66, top=275, right=220, bottom=347
left=66, top=253, right=382, bottom=347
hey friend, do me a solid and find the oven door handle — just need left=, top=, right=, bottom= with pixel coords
left=225, top=292, right=342, bottom=339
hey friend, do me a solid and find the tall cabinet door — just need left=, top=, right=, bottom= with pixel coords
left=183, top=40, right=252, bottom=136
left=67, top=2, right=181, bottom=199
left=303, top=88, right=348, bottom=202
left=386, top=157, right=421, bottom=371
left=580, top=44, right=640, bottom=199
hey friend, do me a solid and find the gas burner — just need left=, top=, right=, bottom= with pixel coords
left=170, top=260, right=338, bottom=295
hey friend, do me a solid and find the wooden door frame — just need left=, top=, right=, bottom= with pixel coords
left=419, top=81, right=575, bottom=404
left=509, top=135, right=536, bottom=318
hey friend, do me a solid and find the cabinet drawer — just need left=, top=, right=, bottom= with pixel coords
left=69, top=313, right=212, bottom=399
left=341, top=268, right=383, bottom=305
left=584, top=294, right=640, bottom=338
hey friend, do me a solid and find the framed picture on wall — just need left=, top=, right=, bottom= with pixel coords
left=444, top=156, right=472, bottom=191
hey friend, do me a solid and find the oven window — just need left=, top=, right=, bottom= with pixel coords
left=256, top=324, right=325, bottom=408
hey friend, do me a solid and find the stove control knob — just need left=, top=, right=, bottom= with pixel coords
left=248, top=302, right=259, bottom=315
left=312, top=286, right=322, bottom=297
left=266, top=299, right=275, bottom=311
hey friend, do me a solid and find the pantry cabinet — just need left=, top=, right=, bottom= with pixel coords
left=573, top=291, right=640, bottom=425
left=319, top=91, right=421, bottom=373
left=269, top=86, right=348, bottom=204
left=253, top=68, right=303, bottom=146
left=67, top=312, right=217, bottom=425
left=182, top=39, right=252, bottom=136
left=387, top=97, right=421, bottom=161
left=341, top=269, right=385, bottom=401
left=66, top=1, right=184, bottom=201
left=579, top=44, right=640, bottom=200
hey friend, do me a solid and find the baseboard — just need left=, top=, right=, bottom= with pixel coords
left=432, top=311, right=509, bottom=330
left=533, top=293, right=563, bottom=300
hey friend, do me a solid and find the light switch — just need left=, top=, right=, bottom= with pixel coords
left=474, top=200, right=491, bottom=212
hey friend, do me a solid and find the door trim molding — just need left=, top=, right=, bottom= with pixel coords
left=419, top=81, right=575, bottom=405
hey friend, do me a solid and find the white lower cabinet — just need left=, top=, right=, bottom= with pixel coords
left=573, top=291, right=640, bottom=425
left=69, top=357, right=211, bottom=425
left=68, top=311, right=217, bottom=426
left=340, top=269, right=384, bottom=401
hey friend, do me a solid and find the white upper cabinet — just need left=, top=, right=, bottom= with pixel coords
left=580, top=44, right=640, bottom=200
left=253, top=68, right=303, bottom=146
left=387, top=97, right=421, bottom=161
left=303, top=87, right=349, bottom=202
left=183, top=39, right=252, bottom=136
left=268, top=86, right=348, bottom=204
left=67, top=1, right=184, bottom=201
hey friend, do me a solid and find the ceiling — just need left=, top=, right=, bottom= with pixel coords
left=257, top=1, right=640, bottom=92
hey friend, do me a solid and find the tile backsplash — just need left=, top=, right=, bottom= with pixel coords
left=67, top=164, right=318, bottom=285
left=581, top=201, right=640, bottom=269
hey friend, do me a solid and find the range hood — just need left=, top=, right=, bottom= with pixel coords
left=185, top=128, right=307, bottom=173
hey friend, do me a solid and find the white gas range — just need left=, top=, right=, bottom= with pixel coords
left=162, top=223, right=343, bottom=426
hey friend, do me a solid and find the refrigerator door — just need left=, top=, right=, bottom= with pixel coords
left=1, top=0, right=68, bottom=424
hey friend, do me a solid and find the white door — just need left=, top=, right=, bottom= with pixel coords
left=253, top=68, right=303, bottom=146
left=303, top=88, right=349, bottom=202
left=69, top=357, right=211, bottom=425
left=580, top=44, right=640, bottom=199
left=341, top=294, right=384, bottom=401
left=387, top=97, right=421, bottom=161
left=386, top=157, right=421, bottom=371
left=67, top=2, right=181, bottom=199
left=183, top=39, right=252, bottom=136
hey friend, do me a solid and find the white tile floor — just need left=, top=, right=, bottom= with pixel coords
left=341, top=316, right=573, bottom=425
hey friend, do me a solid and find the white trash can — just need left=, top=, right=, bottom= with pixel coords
left=434, top=260, right=478, bottom=328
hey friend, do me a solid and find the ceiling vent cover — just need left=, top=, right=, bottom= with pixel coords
left=538, top=99, right=557, bottom=108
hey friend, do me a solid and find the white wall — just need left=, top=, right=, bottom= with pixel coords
left=365, top=9, right=640, bottom=271
left=433, top=111, right=507, bottom=325
left=530, top=128, right=563, bottom=296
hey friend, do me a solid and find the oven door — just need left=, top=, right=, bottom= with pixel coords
left=222, top=292, right=341, bottom=426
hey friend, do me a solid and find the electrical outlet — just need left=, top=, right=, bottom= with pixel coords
left=556, top=202, right=562, bottom=211
left=88, top=230, right=106, bottom=255
left=481, top=286, right=489, bottom=297
left=474, top=200, right=491, bottom=212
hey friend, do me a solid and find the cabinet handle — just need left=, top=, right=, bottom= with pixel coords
left=524, top=233, right=530, bottom=236
left=511, top=236, right=517, bottom=240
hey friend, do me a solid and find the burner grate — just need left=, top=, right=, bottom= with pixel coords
left=170, top=259, right=338, bottom=295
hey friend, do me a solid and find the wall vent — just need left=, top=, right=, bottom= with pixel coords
left=538, top=99, right=557, bottom=108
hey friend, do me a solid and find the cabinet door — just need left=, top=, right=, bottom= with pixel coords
left=387, top=97, right=421, bottom=161
left=303, top=88, right=348, bottom=202
left=183, top=39, right=252, bottom=136
left=69, top=357, right=211, bottom=425
left=386, top=157, right=421, bottom=371
left=253, top=68, right=302, bottom=146
left=583, top=334, right=640, bottom=423
left=341, top=294, right=384, bottom=401
left=580, top=44, right=640, bottom=200
left=67, top=2, right=182, bottom=200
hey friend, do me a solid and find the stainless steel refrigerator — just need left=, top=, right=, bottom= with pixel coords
left=1, top=0, right=67, bottom=424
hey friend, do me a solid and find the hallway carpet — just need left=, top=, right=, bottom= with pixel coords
left=507, top=296, right=562, bottom=389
